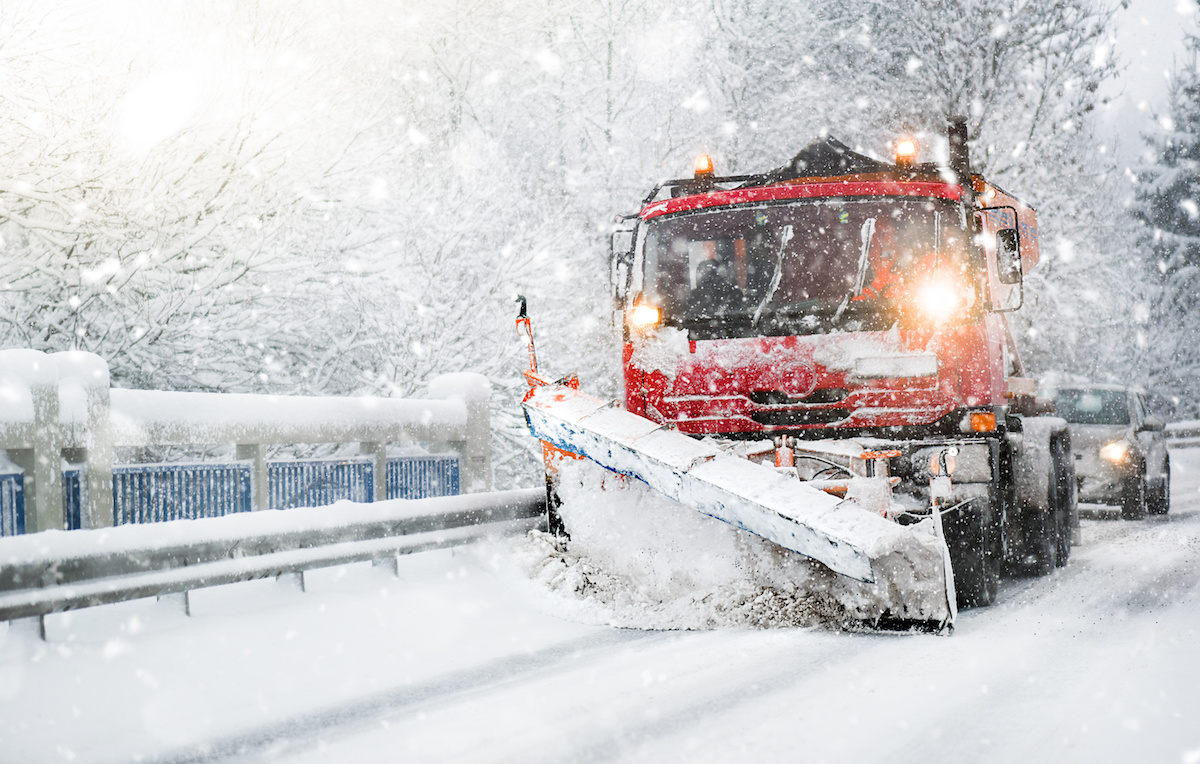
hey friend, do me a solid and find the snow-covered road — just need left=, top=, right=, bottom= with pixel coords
left=4, top=452, right=1200, bottom=763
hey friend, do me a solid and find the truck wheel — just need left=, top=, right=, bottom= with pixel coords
left=1121, top=474, right=1147, bottom=520
left=1052, top=432, right=1074, bottom=567
left=1025, top=509, right=1057, bottom=576
left=1011, top=417, right=1074, bottom=576
left=1023, top=427, right=1068, bottom=576
left=1142, top=462, right=1171, bottom=515
left=949, top=506, right=1000, bottom=609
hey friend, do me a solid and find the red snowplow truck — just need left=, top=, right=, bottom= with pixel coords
left=601, top=118, right=1075, bottom=609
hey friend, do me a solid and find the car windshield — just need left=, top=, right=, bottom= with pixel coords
left=640, top=197, right=972, bottom=338
left=1054, top=389, right=1130, bottom=425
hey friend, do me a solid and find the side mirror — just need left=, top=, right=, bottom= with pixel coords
left=610, top=229, right=635, bottom=263
left=996, top=228, right=1022, bottom=285
left=1142, top=415, right=1165, bottom=432
left=610, top=229, right=636, bottom=302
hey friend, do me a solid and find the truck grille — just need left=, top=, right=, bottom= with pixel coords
left=750, top=408, right=849, bottom=427
left=748, top=388, right=849, bottom=406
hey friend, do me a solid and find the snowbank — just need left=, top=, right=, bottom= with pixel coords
left=0, top=489, right=541, bottom=570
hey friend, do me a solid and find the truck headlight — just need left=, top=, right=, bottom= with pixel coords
left=915, top=278, right=975, bottom=324
left=627, top=304, right=661, bottom=332
left=1100, top=440, right=1130, bottom=463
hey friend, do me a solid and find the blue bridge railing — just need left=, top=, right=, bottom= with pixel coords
left=1, top=471, right=24, bottom=537
left=387, top=455, right=460, bottom=500
left=49, top=454, right=462, bottom=531
left=269, top=458, right=374, bottom=510
left=64, top=466, right=84, bottom=533
left=110, top=463, right=255, bottom=526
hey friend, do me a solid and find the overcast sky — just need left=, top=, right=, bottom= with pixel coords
left=1102, top=0, right=1199, bottom=161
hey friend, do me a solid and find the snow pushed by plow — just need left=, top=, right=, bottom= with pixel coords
left=521, top=384, right=954, bottom=630
left=516, top=460, right=952, bottom=631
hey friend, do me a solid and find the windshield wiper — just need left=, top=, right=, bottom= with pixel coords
left=752, top=224, right=794, bottom=331
left=834, top=217, right=876, bottom=322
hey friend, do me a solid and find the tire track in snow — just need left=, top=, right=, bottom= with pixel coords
left=516, top=631, right=889, bottom=764
left=149, top=628, right=671, bottom=764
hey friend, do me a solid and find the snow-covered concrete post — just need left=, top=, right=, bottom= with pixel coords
left=84, top=374, right=114, bottom=529
left=28, top=362, right=63, bottom=533
left=360, top=441, right=387, bottom=501
left=237, top=443, right=269, bottom=512
left=54, top=352, right=113, bottom=529
left=0, top=351, right=58, bottom=532
left=429, top=373, right=491, bottom=493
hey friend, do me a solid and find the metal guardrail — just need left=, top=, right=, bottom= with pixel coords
left=1166, top=421, right=1200, bottom=448
left=0, top=488, right=546, bottom=624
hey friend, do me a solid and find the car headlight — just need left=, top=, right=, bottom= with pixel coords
left=1100, top=440, right=1130, bottom=463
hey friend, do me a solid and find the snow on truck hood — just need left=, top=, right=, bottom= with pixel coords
left=629, top=328, right=939, bottom=383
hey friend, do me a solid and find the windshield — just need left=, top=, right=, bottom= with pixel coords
left=640, top=197, right=972, bottom=338
left=1054, top=389, right=1130, bottom=426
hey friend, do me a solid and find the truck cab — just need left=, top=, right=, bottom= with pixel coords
left=615, top=136, right=1039, bottom=443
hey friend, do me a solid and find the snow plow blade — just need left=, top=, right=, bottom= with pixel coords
left=523, top=384, right=955, bottom=627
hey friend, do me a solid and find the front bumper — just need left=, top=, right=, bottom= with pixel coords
left=1075, top=453, right=1134, bottom=504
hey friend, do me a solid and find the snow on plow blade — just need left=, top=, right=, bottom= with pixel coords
left=523, top=384, right=955, bottom=627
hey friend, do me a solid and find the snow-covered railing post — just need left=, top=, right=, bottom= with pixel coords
left=56, top=352, right=113, bottom=530
left=429, top=373, right=492, bottom=493
left=0, top=351, right=60, bottom=533
left=1, top=351, right=112, bottom=531
left=236, top=444, right=270, bottom=512
left=28, top=360, right=61, bottom=533
left=359, top=440, right=387, bottom=501
left=31, top=375, right=61, bottom=532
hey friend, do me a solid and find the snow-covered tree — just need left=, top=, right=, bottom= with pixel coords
left=0, top=0, right=1153, bottom=484
left=1132, top=31, right=1200, bottom=415
left=798, top=0, right=1136, bottom=382
left=0, top=1, right=348, bottom=393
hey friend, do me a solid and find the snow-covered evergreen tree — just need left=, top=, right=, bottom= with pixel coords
left=1132, top=31, right=1200, bottom=415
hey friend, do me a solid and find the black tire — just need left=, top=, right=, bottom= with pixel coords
left=1148, top=465, right=1170, bottom=516
left=1025, top=507, right=1057, bottom=576
left=1025, top=431, right=1071, bottom=576
left=949, top=505, right=1000, bottom=609
left=1053, top=434, right=1074, bottom=567
left=1121, top=473, right=1147, bottom=520
left=1055, top=502, right=1072, bottom=566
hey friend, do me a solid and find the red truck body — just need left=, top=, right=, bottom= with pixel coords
left=621, top=155, right=1040, bottom=442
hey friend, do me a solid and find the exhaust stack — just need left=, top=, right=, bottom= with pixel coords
left=948, top=115, right=973, bottom=202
